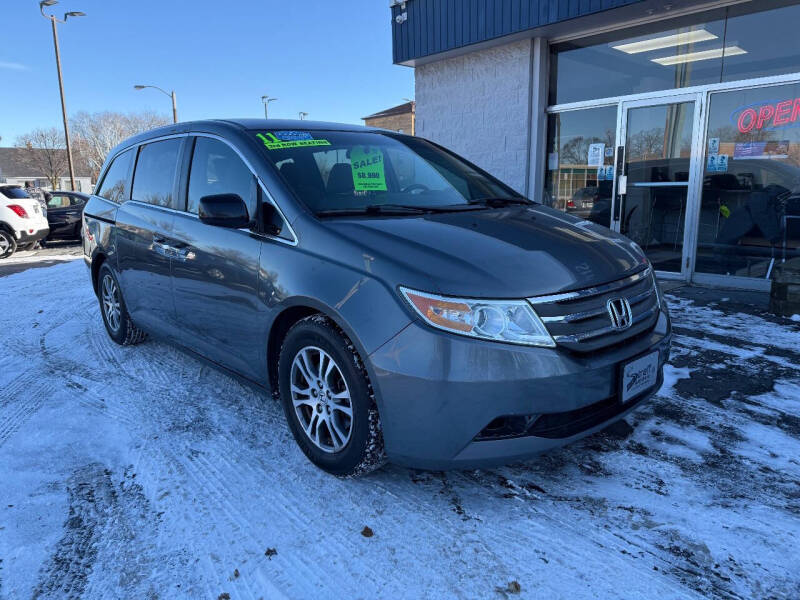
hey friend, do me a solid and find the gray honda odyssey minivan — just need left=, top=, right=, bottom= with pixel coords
left=83, top=119, right=671, bottom=476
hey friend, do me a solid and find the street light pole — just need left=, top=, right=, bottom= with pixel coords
left=40, top=1, right=84, bottom=192
left=170, top=90, right=178, bottom=124
left=261, top=95, right=277, bottom=119
left=134, top=85, right=178, bottom=123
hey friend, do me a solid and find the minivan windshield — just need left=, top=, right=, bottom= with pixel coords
left=0, top=185, right=31, bottom=199
left=252, top=130, right=528, bottom=215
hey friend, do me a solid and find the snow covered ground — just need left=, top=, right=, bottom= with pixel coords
left=1, top=259, right=799, bottom=599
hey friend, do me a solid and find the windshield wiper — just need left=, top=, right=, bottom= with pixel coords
left=317, top=203, right=484, bottom=217
left=316, top=204, right=430, bottom=217
left=469, top=197, right=532, bottom=207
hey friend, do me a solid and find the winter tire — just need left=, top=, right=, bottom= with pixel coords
left=98, top=264, right=148, bottom=346
left=0, top=230, right=17, bottom=259
left=278, top=315, right=386, bottom=477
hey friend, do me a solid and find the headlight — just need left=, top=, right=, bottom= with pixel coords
left=400, top=287, right=555, bottom=347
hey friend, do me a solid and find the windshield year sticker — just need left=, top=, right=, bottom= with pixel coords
left=350, top=146, right=387, bottom=191
left=256, top=132, right=331, bottom=150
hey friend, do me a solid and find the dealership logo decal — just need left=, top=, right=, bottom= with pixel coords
left=606, top=297, right=633, bottom=331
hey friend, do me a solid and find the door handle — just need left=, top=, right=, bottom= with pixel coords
left=153, top=235, right=193, bottom=260
left=152, top=236, right=175, bottom=257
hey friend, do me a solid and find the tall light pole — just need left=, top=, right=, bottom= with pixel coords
left=261, top=95, right=277, bottom=119
left=134, top=85, right=178, bottom=124
left=403, top=97, right=416, bottom=136
left=298, top=111, right=308, bottom=120
left=40, top=0, right=84, bottom=192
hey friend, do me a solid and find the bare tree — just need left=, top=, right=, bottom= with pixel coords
left=14, top=128, right=67, bottom=189
left=71, top=110, right=170, bottom=179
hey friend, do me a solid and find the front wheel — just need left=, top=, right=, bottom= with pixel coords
left=0, top=230, right=17, bottom=259
left=97, top=264, right=147, bottom=345
left=278, top=315, right=385, bottom=477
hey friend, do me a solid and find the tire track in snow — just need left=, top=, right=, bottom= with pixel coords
left=31, top=463, right=163, bottom=599
left=0, top=374, right=51, bottom=449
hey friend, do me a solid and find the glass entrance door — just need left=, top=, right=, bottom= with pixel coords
left=614, top=96, right=703, bottom=276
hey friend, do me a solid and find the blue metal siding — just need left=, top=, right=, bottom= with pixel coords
left=392, top=0, right=645, bottom=63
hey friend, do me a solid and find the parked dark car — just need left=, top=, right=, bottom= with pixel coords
left=44, top=191, right=89, bottom=243
left=83, top=120, right=671, bottom=476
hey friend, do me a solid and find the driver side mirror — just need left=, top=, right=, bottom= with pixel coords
left=198, top=194, right=251, bottom=228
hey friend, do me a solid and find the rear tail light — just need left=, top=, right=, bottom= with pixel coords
left=566, top=200, right=575, bottom=208
left=8, top=204, right=29, bottom=218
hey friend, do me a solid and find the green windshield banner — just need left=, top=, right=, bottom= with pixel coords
left=256, top=132, right=331, bottom=150
left=350, top=146, right=387, bottom=191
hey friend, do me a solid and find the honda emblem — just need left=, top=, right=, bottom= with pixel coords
left=606, top=297, right=633, bottom=331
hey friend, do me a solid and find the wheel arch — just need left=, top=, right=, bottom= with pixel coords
left=265, top=299, right=380, bottom=401
left=91, top=252, right=108, bottom=296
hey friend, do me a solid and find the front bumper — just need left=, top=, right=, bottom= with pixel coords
left=369, top=308, right=672, bottom=469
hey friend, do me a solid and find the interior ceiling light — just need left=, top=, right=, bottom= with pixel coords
left=652, top=45, right=747, bottom=66
left=612, top=29, right=717, bottom=54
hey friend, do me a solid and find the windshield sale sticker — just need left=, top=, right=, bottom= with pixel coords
left=350, top=146, right=387, bottom=191
left=256, top=132, right=331, bottom=150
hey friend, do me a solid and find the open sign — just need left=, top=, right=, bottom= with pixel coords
left=736, top=97, right=800, bottom=133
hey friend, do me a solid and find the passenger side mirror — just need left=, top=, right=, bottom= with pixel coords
left=198, top=194, right=251, bottom=228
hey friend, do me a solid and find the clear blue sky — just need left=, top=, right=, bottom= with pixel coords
left=0, top=0, right=413, bottom=145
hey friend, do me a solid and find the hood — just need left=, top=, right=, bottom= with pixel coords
left=321, top=204, right=648, bottom=298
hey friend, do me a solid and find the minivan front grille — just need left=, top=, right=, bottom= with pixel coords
left=529, top=267, right=659, bottom=353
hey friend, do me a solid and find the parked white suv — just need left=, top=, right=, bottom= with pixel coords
left=0, top=185, right=50, bottom=258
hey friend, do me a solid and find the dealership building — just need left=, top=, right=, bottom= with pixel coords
left=390, top=0, right=800, bottom=290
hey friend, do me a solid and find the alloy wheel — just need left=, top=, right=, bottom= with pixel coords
left=290, top=346, right=353, bottom=453
left=101, top=274, right=121, bottom=333
left=0, top=234, right=9, bottom=254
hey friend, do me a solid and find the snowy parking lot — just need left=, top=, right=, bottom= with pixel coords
left=1, top=257, right=799, bottom=599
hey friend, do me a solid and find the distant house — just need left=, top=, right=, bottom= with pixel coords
left=0, top=147, right=93, bottom=193
left=362, top=101, right=415, bottom=135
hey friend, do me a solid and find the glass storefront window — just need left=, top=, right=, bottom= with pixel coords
left=722, top=4, right=800, bottom=83
left=550, top=21, right=724, bottom=105
left=696, top=83, right=800, bottom=277
left=543, top=106, right=618, bottom=227
left=550, top=2, right=800, bottom=106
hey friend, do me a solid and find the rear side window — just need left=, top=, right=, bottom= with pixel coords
left=132, top=139, right=181, bottom=209
left=96, top=149, right=134, bottom=202
left=47, top=194, right=84, bottom=208
left=0, top=185, right=31, bottom=199
left=47, top=195, right=72, bottom=208
left=188, top=137, right=255, bottom=216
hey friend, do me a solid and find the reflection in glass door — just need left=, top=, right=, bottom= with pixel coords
left=616, top=100, right=699, bottom=274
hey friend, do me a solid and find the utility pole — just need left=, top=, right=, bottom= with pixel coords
left=40, top=0, right=84, bottom=191
left=403, top=97, right=416, bottom=136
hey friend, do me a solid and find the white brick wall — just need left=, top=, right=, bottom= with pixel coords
left=415, top=39, right=533, bottom=194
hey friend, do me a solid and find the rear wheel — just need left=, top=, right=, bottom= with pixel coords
left=97, top=264, right=147, bottom=345
left=278, top=315, right=385, bottom=477
left=0, top=231, right=16, bottom=259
